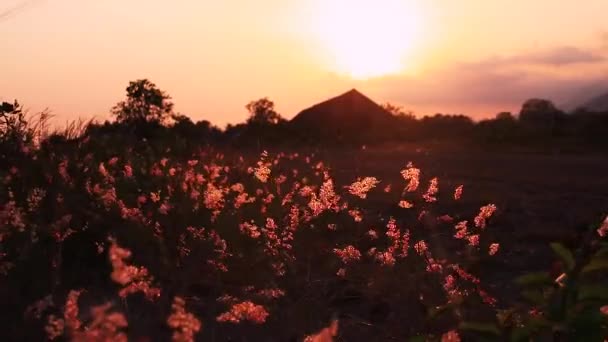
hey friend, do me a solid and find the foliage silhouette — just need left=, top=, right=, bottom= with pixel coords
left=112, top=79, right=174, bottom=125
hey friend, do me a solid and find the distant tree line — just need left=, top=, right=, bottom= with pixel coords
left=4, top=79, right=608, bottom=155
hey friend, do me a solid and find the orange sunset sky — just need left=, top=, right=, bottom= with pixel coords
left=1, top=0, right=608, bottom=127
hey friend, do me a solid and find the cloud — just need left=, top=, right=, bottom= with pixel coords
left=0, top=0, right=43, bottom=23
left=466, top=46, right=605, bottom=68
left=513, top=46, right=605, bottom=65
left=600, top=31, right=608, bottom=50
left=365, top=47, right=608, bottom=117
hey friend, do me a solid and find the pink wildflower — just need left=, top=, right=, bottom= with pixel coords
left=437, top=214, right=454, bottom=223
left=467, top=234, right=480, bottom=247
left=348, top=209, right=363, bottom=222
left=239, top=222, right=261, bottom=239
left=400, top=163, right=421, bottom=192
left=422, top=177, right=439, bottom=202
left=399, top=230, right=410, bottom=257
left=414, top=240, right=428, bottom=255
left=158, top=202, right=171, bottom=215
left=98, top=163, right=109, bottom=178
left=367, top=229, right=378, bottom=239
left=441, top=330, right=461, bottom=342
left=203, top=183, right=224, bottom=211
left=443, top=275, right=456, bottom=292
left=454, top=185, right=464, bottom=200
left=347, top=177, right=380, bottom=199
left=333, top=245, right=362, bottom=264
left=230, top=183, right=245, bottom=193
left=399, top=200, right=413, bottom=208
left=257, top=288, right=285, bottom=299
left=375, top=251, right=396, bottom=266
left=108, top=241, right=160, bottom=300
left=488, top=243, right=500, bottom=256
left=253, top=151, right=271, bottom=183
left=479, top=290, right=497, bottom=306
left=454, top=221, right=468, bottom=239
left=123, top=165, right=133, bottom=178
left=474, top=204, right=497, bottom=229
left=216, top=301, right=269, bottom=324
left=167, top=297, right=201, bottom=342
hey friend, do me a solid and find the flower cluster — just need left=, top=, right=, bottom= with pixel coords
left=423, top=177, right=439, bottom=203
left=441, top=330, right=461, bottom=342
left=45, top=290, right=128, bottom=341
left=216, top=301, right=269, bottom=324
left=333, top=245, right=362, bottom=264
left=108, top=240, right=160, bottom=299
left=453, top=185, right=464, bottom=200
left=76, top=303, right=128, bottom=342
left=401, top=162, right=421, bottom=192
left=474, top=204, right=497, bottom=229
left=399, top=200, right=414, bottom=208
left=454, top=221, right=468, bottom=239
left=253, top=151, right=271, bottom=183
left=347, top=177, right=380, bottom=199
left=167, top=297, right=202, bottom=342
left=488, top=243, right=500, bottom=256
left=2, top=146, right=512, bottom=340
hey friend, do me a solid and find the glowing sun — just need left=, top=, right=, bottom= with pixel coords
left=313, top=0, right=424, bottom=79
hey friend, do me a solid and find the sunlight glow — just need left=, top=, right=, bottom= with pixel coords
left=312, top=0, right=424, bottom=79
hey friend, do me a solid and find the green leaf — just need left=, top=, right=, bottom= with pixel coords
left=408, top=336, right=426, bottom=342
left=510, top=316, right=553, bottom=341
left=595, top=246, right=608, bottom=257
left=510, top=327, right=532, bottom=342
left=514, top=272, right=552, bottom=286
left=550, top=243, right=575, bottom=270
left=566, top=307, right=607, bottom=341
left=459, top=321, right=500, bottom=335
left=522, top=316, right=553, bottom=333
left=578, top=285, right=608, bottom=301
left=581, top=257, right=608, bottom=274
left=521, top=289, right=546, bottom=304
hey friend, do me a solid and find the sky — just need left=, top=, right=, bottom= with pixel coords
left=1, top=0, right=608, bottom=127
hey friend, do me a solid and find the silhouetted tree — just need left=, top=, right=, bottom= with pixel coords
left=382, top=102, right=415, bottom=120
left=112, top=79, right=174, bottom=124
left=519, top=99, right=563, bottom=124
left=474, top=112, right=520, bottom=146
left=222, top=98, right=290, bottom=147
left=0, top=99, right=36, bottom=167
left=170, top=114, right=223, bottom=144
left=381, top=102, right=418, bottom=141
left=518, top=98, right=566, bottom=139
left=1, top=100, right=24, bottom=130
left=419, top=114, right=474, bottom=141
left=245, top=98, right=285, bottom=125
left=0, top=100, right=29, bottom=144
left=496, top=112, right=515, bottom=121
